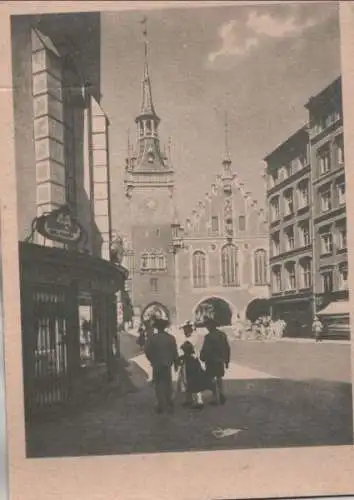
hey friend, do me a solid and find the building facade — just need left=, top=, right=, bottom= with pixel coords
left=11, top=13, right=127, bottom=417
left=265, top=77, right=349, bottom=339
left=173, top=153, right=269, bottom=326
left=265, top=126, right=313, bottom=337
left=306, top=77, right=348, bottom=337
left=123, top=40, right=177, bottom=323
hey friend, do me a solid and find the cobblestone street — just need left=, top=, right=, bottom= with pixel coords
left=26, top=333, right=353, bottom=457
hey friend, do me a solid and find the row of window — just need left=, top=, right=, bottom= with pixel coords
left=188, top=214, right=247, bottom=235
left=272, top=259, right=348, bottom=294
left=268, top=154, right=308, bottom=188
left=272, top=258, right=312, bottom=292
left=309, top=110, right=341, bottom=138
left=319, top=221, right=347, bottom=255
left=270, top=179, right=310, bottom=221
left=271, top=220, right=310, bottom=256
left=317, top=178, right=345, bottom=213
left=271, top=218, right=347, bottom=257
left=192, top=246, right=267, bottom=288
left=141, top=252, right=166, bottom=271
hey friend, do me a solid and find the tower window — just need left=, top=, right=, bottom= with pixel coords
left=239, top=215, right=246, bottom=231
left=211, top=216, right=219, bottom=234
left=150, top=278, right=158, bottom=292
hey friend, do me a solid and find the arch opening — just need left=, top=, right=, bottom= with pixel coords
left=245, top=298, right=270, bottom=322
left=141, top=302, right=170, bottom=323
left=194, top=297, right=233, bottom=327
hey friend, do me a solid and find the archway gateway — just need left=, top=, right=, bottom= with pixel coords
left=141, top=302, right=170, bottom=323
left=194, top=297, right=233, bottom=327
left=245, top=298, right=270, bottom=322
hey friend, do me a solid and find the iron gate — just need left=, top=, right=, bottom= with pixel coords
left=22, top=282, right=79, bottom=415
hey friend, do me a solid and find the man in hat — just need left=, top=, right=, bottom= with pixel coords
left=312, top=315, right=323, bottom=342
left=145, top=316, right=179, bottom=414
left=200, top=316, right=230, bottom=405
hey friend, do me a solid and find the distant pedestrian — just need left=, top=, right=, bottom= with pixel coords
left=312, top=315, right=323, bottom=342
left=137, top=324, right=146, bottom=350
left=145, top=316, right=179, bottom=414
left=200, top=317, right=231, bottom=405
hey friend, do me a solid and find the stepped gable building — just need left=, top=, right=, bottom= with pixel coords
left=172, top=142, right=270, bottom=327
left=123, top=30, right=177, bottom=323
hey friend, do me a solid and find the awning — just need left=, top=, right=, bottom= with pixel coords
left=318, top=301, right=350, bottom=316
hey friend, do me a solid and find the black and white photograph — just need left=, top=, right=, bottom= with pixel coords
left=7, top=1, right=353, bottom=464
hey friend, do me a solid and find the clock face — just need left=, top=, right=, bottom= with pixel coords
left=145, top=198, right=157, bottom=210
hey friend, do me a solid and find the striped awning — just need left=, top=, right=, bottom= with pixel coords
left=318, top=301, right=350, bottom=316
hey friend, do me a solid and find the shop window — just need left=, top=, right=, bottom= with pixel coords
left=192, top=251, right=206, bottom=288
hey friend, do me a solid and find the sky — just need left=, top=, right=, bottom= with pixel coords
left=100, top=2, right=341, bottom=235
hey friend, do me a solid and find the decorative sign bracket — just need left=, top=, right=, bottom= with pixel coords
left=25, top=204, right=88, bottom=250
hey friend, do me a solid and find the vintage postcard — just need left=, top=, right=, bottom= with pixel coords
left=1, top=1, right=354, bottom=499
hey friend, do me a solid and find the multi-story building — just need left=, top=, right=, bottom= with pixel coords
left=265, top=126, right=313, bottom=337
left=306, top=77, right=348, bottom=338
left=121, top=34, right=269, bottom=327
left=11, top=13, right=127, bottom=417
left=172, top=150, right=269, bottom=327
left=123, top=35, right=177, bottom=323
left=265, top=77, right=349, bottom=339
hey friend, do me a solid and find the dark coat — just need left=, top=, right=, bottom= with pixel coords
left=200, top=329, right=231, bottom=378
left=145, top=331, right=179, bottom=369
left=178, top=354, right=211, bottom=393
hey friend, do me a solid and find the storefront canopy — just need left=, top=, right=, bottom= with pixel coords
left=318, top=301, right=350, bottom=316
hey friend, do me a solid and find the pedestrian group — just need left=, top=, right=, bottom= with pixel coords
left=140, top=314, right=231, bottom=414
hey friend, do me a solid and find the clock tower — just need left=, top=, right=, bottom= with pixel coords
left=124, top=21, right=176, bottom=322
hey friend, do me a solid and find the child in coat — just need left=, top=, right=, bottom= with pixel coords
left=178, top=341, right=211, bottom=409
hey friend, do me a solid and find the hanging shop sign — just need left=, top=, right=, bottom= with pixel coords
left=35, top=205, right=84, bottom=244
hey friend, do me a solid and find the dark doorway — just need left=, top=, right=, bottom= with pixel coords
left=194, top=297, right=233, bottom=326
left=246, top=298, right=270, bottom=322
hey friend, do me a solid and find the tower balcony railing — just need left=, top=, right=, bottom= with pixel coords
left=125, top=171, right=174, bottom=185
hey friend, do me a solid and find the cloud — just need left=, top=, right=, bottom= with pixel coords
left=207, top=6, right=329, bottom=66
left=208, top=19, right=258, bottom=63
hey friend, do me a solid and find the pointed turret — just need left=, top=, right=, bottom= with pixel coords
left=124, top=18, right=174, bottom=198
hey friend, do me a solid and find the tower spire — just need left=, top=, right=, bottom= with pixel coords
left=138, top=17, right=158, bottom=118
left=223, top=111, right=231, bottom=163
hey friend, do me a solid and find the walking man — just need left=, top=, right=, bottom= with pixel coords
left=312, top=315, right=323, bottom=342
left=145, top=316, right=179, bottom=414
left=200, top=317, right=231, bottom=405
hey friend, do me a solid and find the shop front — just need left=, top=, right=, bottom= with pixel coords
left=270, top=292, right=314, bottom=338
left=20, top=241, right=127, bottom=419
